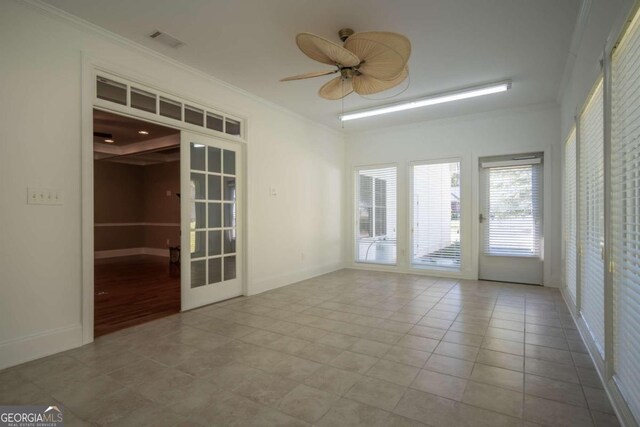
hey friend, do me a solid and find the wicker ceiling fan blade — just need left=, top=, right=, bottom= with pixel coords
left=296, top=33, right=361, bottom=67
left=344, top=32, right=411, bottom=80
left=346, top=32, right=411, bottom=62
left=319, top=77, right=353, bottom=100
left=352, top=67, right=409, bottom=95
left=280, top=70, right=337, bottom=81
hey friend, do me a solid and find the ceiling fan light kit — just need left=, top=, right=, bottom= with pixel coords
left=281, top=28, right=411, bottom=100
left=339, top=80, right=512, bottom=121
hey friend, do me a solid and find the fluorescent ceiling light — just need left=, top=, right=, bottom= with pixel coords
left=339, top=80, right=512, bottom=121
left=104, top=139, right=114, bottom=143
left=193, top=144, right=205, bottom=148
left=138, top=130, right=149, bottom=135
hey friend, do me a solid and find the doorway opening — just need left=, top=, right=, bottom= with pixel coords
left=93, top=109, right=181, bottom=337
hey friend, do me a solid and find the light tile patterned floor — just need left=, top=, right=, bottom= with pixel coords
left=0, top=269, right=620, bottom=426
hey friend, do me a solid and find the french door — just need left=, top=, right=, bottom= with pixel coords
left=180, top=131, right=242, bottom=310
left=478, top=155, right=544, bottom=284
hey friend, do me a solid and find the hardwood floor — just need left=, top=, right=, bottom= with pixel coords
left=94, top=255, right=180, bottom=337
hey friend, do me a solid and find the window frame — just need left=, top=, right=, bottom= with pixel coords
left=578, top=76, right=606, bottom=357
left=353, top=163, right=399, bottom=266
left=94, top=70, right=247, bottom=143
left=608, top=5, right=640, bottom=421
left=564, top=127, right=578, bottom=305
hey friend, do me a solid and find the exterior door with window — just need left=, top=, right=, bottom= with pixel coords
left=180, top=131, right=242, bottom=310
left=478, top=155, right=543, bottom=284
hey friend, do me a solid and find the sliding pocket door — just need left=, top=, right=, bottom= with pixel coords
left=181, top=131, right=242, bottom=310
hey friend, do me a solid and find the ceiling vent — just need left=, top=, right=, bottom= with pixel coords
left=148, top=30, right=184, bottom=48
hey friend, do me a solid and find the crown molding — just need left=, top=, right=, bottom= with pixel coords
left=19, top=0, right=344, bottom=139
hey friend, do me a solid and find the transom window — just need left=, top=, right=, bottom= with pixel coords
left=96, top=74, right=244, bottom=139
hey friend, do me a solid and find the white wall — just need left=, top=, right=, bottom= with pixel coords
left=0, top=1, right=344, bottom=369
left=345, top=103, right=561, bottom=285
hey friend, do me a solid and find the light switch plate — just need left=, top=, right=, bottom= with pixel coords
left=27, top=187, right=63, bottom=205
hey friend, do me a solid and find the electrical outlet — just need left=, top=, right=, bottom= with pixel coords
left=27, top=187, right=63, bottom=205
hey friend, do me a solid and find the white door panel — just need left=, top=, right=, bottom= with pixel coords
left=180, top=131, right=242, bottom=310
left=478, top=155, right=544, bottom=285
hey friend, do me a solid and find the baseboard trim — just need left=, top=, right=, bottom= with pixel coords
left=348, top=262, right=475, bottom=281
left=0, top=323, right=83, bottom=370
left=95, top=247, right=170, bottom=259
left=559, top=287, right=638, bottom=427
left=247, top=262, right=347, bottom=296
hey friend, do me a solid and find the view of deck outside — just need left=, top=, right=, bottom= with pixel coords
left=412, top=162, right=461, bottom=269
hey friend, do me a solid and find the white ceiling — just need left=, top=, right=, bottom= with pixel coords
left=45, top=0, right=580, bottom=131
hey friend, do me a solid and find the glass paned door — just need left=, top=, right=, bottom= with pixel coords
left=478, top=155, right=544, bottom=285
left=181, top=131, right=242, bottom=310
left=355, top=166, right=397, bottom=265
left=411, top=161, right=462, bottom=271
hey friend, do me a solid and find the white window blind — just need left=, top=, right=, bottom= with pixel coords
left=565, top=128, right=578, bottom=304
left=356, top=166, right=397, bottom=264
left=483, top=162, right=542, bottom=257
left=579, top=78, right=605, bottom=357
left=612, top=7, right=640, bottom=422
left=411, top=161, right=461, bottom=270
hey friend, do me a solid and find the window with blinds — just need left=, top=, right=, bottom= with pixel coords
left=565, top=129, right=578, bottom=304
left=612, top=7, right=640, bottom=422
left=355, top=166, right=397, bottom=264
left=483, top=161, right=542, bottom=257
left=411, top=161, right=461, bottom=270
left=579, top=78, right=605, bottom=357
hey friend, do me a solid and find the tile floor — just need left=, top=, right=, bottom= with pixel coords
left=0, top=269, right=620, bottom=426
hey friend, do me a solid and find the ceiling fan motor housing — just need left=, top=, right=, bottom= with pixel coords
left=340, top=68, right=356, bottom=79
left=339, top=28, right=355, bottom=42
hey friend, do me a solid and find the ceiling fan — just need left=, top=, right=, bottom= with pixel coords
left=281, top=28, right=411, bottom=100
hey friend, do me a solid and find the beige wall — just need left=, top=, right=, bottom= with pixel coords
left=143, top=161, right=180, bottom=248
left=143, top=161, right=180, bottom=223
left=95, top=226, right=144, bottom=251
left=94, top=161, right=144, bottom=223
left=94, top=160, right=179, bottom=252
